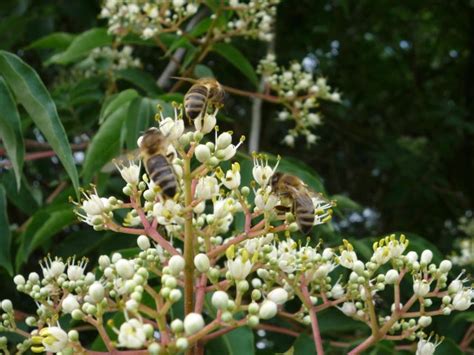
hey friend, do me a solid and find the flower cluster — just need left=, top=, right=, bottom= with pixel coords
left=100, top=0, right=279, bottom=42
left=1, top=103, right=472, bottom=354
left=72, top=45, right=142, bottom=78
left=258, top=54, right=341, bottom=146
left=100, top=0, right=200, bottom=39
left=450, top=215, right=474, bottom=267
left=216, top=0, right=280, bottom=42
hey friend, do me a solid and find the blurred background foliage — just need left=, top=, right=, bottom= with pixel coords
left=0, top=0, right=472, bottom=353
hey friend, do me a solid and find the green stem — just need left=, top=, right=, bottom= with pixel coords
left=183, top=155, right=195, bottom=316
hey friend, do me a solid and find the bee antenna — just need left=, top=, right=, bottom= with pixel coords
left=171, top=76, right=196, bottom=84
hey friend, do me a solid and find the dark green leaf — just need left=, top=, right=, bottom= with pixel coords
left=83, top=96, right=134, bottom=181
left=16, top=204, right=75, bottom=268
left=0, top=170, right=40, bottom=215
left=0, top=77, right=24, bottom=188
left=26, top=32, right=76, bottom=51
left=212, top=43, right=258, bottom=86
left=293, top=333, right=316, bottom=355
left=194, top=64, right=215, bottom=78
left=125, top=97, right=155, bottom=150
left=331, top=194, right=362, bottom=211
left=99, top=89, right=138, bottom=124
left=189, top=18, right=213, bottom=37
left=0, top=51, right=80, bottom=193
left=116, top=68, right=162, bottom=96
left=452, top=311, right=474, bottom=324
left=48, top=28, right=113, bottom=65
left=0, top=185, right=13, bottom=275
left=435, top=337, right=463, bottom=355
left=206, top=326, right=255, bottom=355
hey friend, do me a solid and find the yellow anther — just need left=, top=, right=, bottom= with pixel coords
left=373, top=241, right=379, bottom=251
left=31, top=346, right=46, bottom=353
left=226, top=245, right=235, bottom=260
left=31, top=336, right=44, bottom=345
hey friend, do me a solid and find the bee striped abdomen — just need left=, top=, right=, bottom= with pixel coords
left=146, top=155, right=177, bottom=198
left=184, top=85, right=209, bottom=120
left=294, top=194, right=315, bottom=235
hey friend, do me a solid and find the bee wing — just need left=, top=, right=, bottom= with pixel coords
left=101, top=149, right=141, bottom=173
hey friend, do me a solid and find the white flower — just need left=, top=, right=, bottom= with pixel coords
left=341, top=302, right=356, bottom=316
left=118, top=319, right=147, bottom=349
left=331, top=283, right=345, bottom=299
left=227, top=256, right=252, bottom=280
left=184, top=313, right=205, bottom=335
left=252, top=155, right=279, bottom=187
left=115, top=159, right=141, bottom=185
left=222, top=163, right=241, bottom=189
left=254, top=187, right=278, bottom=212
left=67, top=258, right=87, bottom=281
left=39, top=327, right=68, bottom=353
left=406, top=251, right=419, bottom=263
left=371, top=247, right=391, bottom=265
left=195, top=176, right=219, bottom=200
left=259, top=300, right=278, bottom=319
left=159, top=114, right=184, bottom=141
left=137, top=235, right=151, bottom=250
left=452, top=289, right=472, bottom=311
left=213, top=198, right=235, bottom=219
left=339, top=250, right=358, bottom=269
left=81, top=189, right=109, bottom=216
left=216, top=132, right=232, bottom=150
left=194, top=111, right=217, bottom=134
left=413, top=279, right=430, bottom=297
left=416, top=337, right=442, bottom=355
left=40, top=257, right=65, bottom=279
left=153, top=200, right=184, bottom=225
left=267, top=288, right=288, bottom=305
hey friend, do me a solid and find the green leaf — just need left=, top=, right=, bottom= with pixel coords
left=116, top=68, right=162, bottom=96
left=0, top=185, right=13, bottom=275
left=0, top=51, right=80, bottom=193
left=206, top=326, right=255, bottom=355
left=190, top=18, right=213, bottom=37
left=0, top=77, right=24, bottom=188
left=293, top=333, right=316, bottom=355
left=125, top=97, right=155, bottom=150
left=99, top=89, right=138, bottom=124
left=212, top=43, right=258, bottom=86
left=16, top=204, right=75, bottom=268
left=194, top=64, right=215, bottom=78
left=331, top=194, right=362, bottom=211
left=435, top=337, right=463, bottom=355
left=452, top=311, right=474, bottom=324
left=48, top=28, right=113, bottom=65
left=0, top=170, right=40, bottom=215
left=83, top=96, right=134, bottom=181
left=26, top=32, right=76, bottom=51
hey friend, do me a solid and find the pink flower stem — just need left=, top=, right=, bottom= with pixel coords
left=300, top=282, right=324, bottom=355
left=194, top=274, right=207, bottom=313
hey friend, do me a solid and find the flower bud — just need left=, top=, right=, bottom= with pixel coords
left=71, top=309, right=84, bottom=320
left=1, top=300, right=12, bottom=313
left=88, top=282, right=105, bottom=303
left=413, top=280, right=430, bottom=297
left=420, top=250, right=433, bottom=265
left=115, top=259, right=134, bottom=279
left=194, top=254, right=210, bottom=273
left=448, top=279, right=463, bottom=293
left=212, top=291, right=229, bottom=310
left=353, top=260, right=365, bottom=275
left=418, top=316, right=432, bottom=328
left=171, top=319, right=184, bottom=333
left=452, top=290, right=472, bottom=311
left=267, top=288, right=288, bottom=305
left=341, top=302, right=357, bottom=316
left=439, top=260, right=452, bottom=273
left=62, top=294, right=80, bottom=313
left=184, top=313, right=205, bottom=335
left=169, top=289, right=182, bottom=303
left=258, top=300, right=277, bottom=320
left=247, top=315, right=259, bottom=327
left=216, top=132, right=232, bottom=149
left=13, top=275, right=25, bottom=286
left=137, top=235, right=151, bottom=250
left=385, top=269, right=399, bottom=284
left=405, top=251, right=418, bottom=263
left=168, top=255, right=185, bottom=275
left=148, top=342, right=161, bottom=355
left=98, top=255, right=110, bottom=269
left=176, top=337, right=189, bottom=351
left=195, top=145, right=211, bottom=163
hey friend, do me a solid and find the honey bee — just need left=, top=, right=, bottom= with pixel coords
left=271, top=172, right=330, bottom=235
left=139, top=127, right=177, bottom=199
left=183, top=78, right=225, bottom=121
